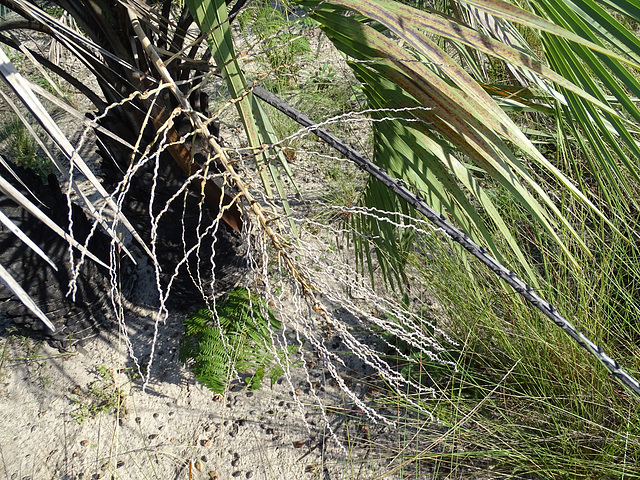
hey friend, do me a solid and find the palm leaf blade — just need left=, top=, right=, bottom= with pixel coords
left=0, top=210, right=58, bottom=271
left=0, top=262, right=55, bottom=332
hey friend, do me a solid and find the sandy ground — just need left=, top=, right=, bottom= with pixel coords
left=0, top=291, right=399, bottom=480
left=0, top=224, right=411, bottom=480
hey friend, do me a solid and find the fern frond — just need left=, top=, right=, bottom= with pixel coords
left=180, top=287, right=295, bottom=394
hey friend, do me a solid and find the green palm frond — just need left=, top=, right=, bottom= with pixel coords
left=294, top=0, right=640, bottom=287
left=186, top=0, right=300, bottom=234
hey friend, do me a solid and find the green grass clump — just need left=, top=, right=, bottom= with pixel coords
left=0, top=117, right=52, bottom=178
left=180, top=287, right=298, bottom=394
left=240, top=3, right=311, bottom=93
left=371, top=188, right=640, bottom=478
left=69, top=364, right=128, bottom=424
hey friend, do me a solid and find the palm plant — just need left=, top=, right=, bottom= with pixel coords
left=189, top=0, right=640, bottom=386
left=3, top=0, right=640, bottom=476
left=0, top=0, right=639, bottom=394
left=0, top=0, right=250, bottom=332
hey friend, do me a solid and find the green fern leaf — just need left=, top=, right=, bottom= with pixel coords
left=180, top=288, right=295, bottom=394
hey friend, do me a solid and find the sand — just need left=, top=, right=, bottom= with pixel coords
left=0, top=290, right=397, bottom=480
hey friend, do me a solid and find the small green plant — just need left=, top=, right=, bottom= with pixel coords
left=303, top=61, right=336, bottom=92
left=70, top=364, right=127, bottom=424
left=180, top=287, right=298, bottom=394
left=0, top=117, right=52, bottom=177
left=241, top=4, right=311, bottom=92
left=42, top=3, right=64, bottom=17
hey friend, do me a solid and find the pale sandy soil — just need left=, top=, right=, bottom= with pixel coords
left=0, top=274, right=400, bottom=480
